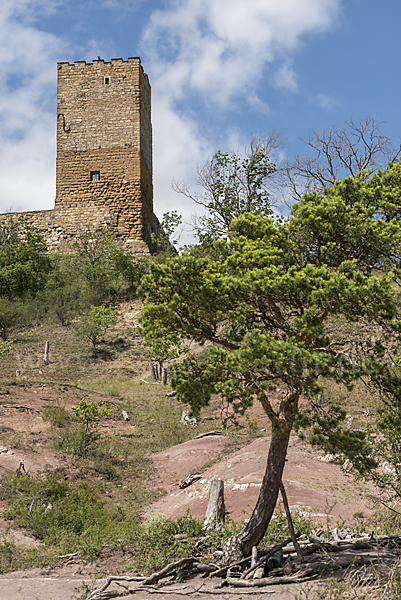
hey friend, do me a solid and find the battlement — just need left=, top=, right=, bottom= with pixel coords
left=57, top=57, right=142, bottom=68
left=0, top=57, right=157, bottom=255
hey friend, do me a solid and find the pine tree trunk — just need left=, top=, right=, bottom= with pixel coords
left=221, top=416, right=292, bottom=563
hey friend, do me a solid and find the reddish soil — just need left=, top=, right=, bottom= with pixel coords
left=0, top=382, right=377, bottom=600
left=147, top=434, right=373, bottom=527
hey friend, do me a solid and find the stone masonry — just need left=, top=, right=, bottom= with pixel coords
left=0, top=57, right=158, bottom=254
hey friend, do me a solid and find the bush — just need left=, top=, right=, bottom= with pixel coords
left=1, top=472, right=140, bottom=558
left=76, top=305, right=118, bottom=353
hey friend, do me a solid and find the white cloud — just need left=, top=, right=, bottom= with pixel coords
left=247, top=95, right=271, bottom=115
left=142, top=0, right=340, bottom=106
left=142, top=0, right=341, bottom=233
left=0, top=0, right=110, bottom=214
left=0, top=0, right=342, bottom=244
left=0, top=0, right=65, bottom=213
left=313, top=92, right=341, bottom=111
left=273, top=62, right=298, bottom=92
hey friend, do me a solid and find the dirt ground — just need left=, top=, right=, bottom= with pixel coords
left=0, top=382, right=378, bottom=600
left=0, top=568, right=316, bottom=600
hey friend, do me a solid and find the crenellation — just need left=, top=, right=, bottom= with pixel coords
left=0, top=57, right=158, bottom=254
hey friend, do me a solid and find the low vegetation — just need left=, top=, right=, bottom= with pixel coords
left=2, top=122, right=401, bottom=596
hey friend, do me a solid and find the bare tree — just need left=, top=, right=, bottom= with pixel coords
left=286, top=115, right=401, bottom=200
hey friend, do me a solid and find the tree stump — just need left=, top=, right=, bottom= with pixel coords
left=150, top=363, right=158, bottom=382
left=203, top=479, right=225, bottom=531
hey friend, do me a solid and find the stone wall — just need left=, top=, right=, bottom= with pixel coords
left=0, top=57, right=157, bottom=254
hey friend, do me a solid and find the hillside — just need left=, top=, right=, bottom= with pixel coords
left=0, top=300, right=390, bottom=599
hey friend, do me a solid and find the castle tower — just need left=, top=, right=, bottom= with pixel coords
left=55, top=57, right=156, bottom=251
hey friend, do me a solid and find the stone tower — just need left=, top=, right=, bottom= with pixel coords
left=55, top=57, right=156, bottom=252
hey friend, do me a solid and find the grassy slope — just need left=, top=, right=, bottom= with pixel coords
left=0, top=302, right=397, bottom=579
left=0, top=305, right=264, bottom=574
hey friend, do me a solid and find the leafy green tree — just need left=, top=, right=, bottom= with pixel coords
left=73, top=229, right=148, bottom=303
left=0, top=340, right=12, bottom=359
left=151, top=211, right=182, bottom=256
left=0, top=298, right=28, bottom=340
left=38, top=255, right=84, bottom=325
left=77, top=305, right=117, bottom=354
left=0, top=217, right=51, bottom=299
left=140, top=162, right=401, bottom=562
left=72, top=230, right=120, bottom=304
left=71, top=399, right=112, bottom=456
left=174, top=136, right=283, bottom=247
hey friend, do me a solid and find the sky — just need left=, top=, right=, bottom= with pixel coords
left=1, top=0, right=400, bottom=243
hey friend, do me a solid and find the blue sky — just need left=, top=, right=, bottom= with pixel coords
left=1, top=0, right=400, bottom=242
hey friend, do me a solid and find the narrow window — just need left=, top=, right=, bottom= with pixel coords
left=104, top=76, right=110, bottom=85
left=90, top=171, right=100, bottom=182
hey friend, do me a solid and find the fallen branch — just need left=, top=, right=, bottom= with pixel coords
left=179, top=473, right=203, bottom=489
left=211, top=535, right=296, bottom=579
left=86, top=576, right=148, bottom=600
left=240, top=535, right=299, bottom=579
left=226, top=573, right=311, bottom=587
left=193, top=431, right=224, bottom=440
left=86, top=580, right=278, bottom=600
left=280, top=481, right=303, bottom=562
left=143, top=557, right=199, bottom=585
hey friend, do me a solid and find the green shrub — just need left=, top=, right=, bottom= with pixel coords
left=77, top=305, right=118, bottom=353
left=42, top=405, right=71, bottom=428
left=1, top=472, right=140, bottom=558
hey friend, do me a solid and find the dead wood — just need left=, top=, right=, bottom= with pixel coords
left=210, top=536, right=294, bottom=578
left=87, top=581, right=276, bottom=599
left=1, top=404, right=38, bottom=411
left=44, top=341, right=50, bottom=365
left=240, top=535, right=298, bottom=579
left=143, top=556, right=199, bottom=585
left=179, top=473, right=203, bottom=489
left=204, top=479, right=225, bottom=530
left=193, top=431, right=224, bottom=439
left=226, top=573, right=309, bottom=587
left=85, top=529, right=401, bottom=600
left=86, top=576, right=148, bottom=600
left=279, top=481, right=303, bottom=562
